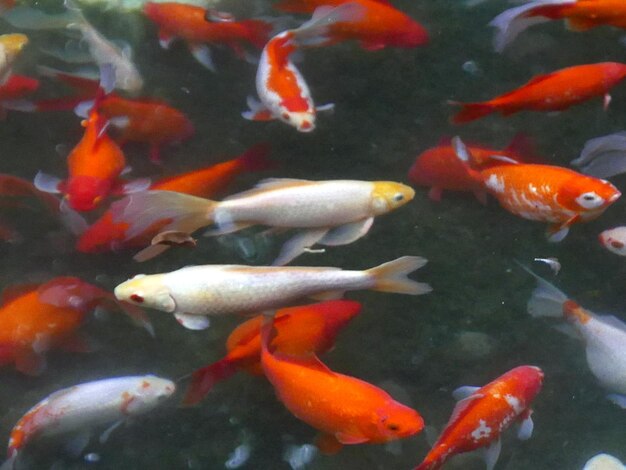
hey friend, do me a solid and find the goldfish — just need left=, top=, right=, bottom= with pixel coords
left=76, top=143, right=272, bottom=254
left=260, top=318, right=424, bottom=453
left=491, top=0, right=626, bottom=52
left=110, top=178, right=414, bottom=264
left=143, top=2, right=272, bottom=71
left=571, top=131, right=626, bottom=179
left=273, top=0, right=428, bottom=50
left=2, top=375, right=175, bottom=469
left=0, top=276, right=152, bottom=376
left=453, top=137, right=621, bottom=241
left=114, top=256, right=431, bottom=330
left=408, top=135, right=534, bottom=204
left=451, top=63, right=626, bottom=124
left=183, top=300, right=361, bottom=405
left=525, top=267, right=626, bottom=408
left=0, top=33, right=28, bottom=83
left=414, top=365, right=543, bottom=470
left=599, top=227, right=626, bottom=257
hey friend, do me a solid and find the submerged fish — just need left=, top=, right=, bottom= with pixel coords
left=583, top=453, right=625, bottom=470
left=114, top=256, right=431, bottom=330
left=571, top=131, right=626, bottom=179
left=0, top=33, right=28, bottom=83
left=415, top=365, right=544, bottom=470
left=599, top=227, right=626, bottom=257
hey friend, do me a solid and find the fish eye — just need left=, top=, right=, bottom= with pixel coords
left=393, top=193, right=404, bottom=202
left=386, top=423, right=400, bottom=431
left=281, top=112, right=290, bottom=121
left=130, top=294, right=144, bottom=303
left=576, top=191, right=604, bottom=209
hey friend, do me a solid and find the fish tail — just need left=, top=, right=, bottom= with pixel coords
left=237, top=142, right=275, bottom=172
left=241, top=19, right=273, bottom=49
left=182, top=358, right=239, bottom=406
left=571, top=132, right=626, bottom=178
left=291, top=2, right=367, bottom=47
left=0, top=452, right=17, bottom=470
left=414, top=457, right=443, bottom=470
left=518, top=263, right=569, bottom=319
left=367, top=256, right=432, bottom=295
left=450, top=101, right=494, bottom=124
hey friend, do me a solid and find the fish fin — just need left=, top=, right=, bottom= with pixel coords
left=190, top=44, right=216, bottom=72
left=33, top=171, right=63, bottom=194
left=335, top=430, right=369, bottom=445
left=239, top=19, right=273, bottom=49
left=0, top=283, right=38, bottom=304
left=158, top=30, right=175, bottom=50
left=451, top=385, right=480, bottom=400
left=517, top=411, right=534, bottom=440
left=99, top=420, right=123, bottom=444
left=565, top=16, right=596, bottom=31
left=132, top=243, right=171, bottom=263
left=274, top=352, right=335, bottom=375
left=310, top=290, right=345, bottom=301
left=292, top=3, right=366, bottom=47
left=360, top=39, right=386, bottom=51
left=0, top=453, right=17, bottom=470
left=572, top=132, right=626, bottom=178
left=596, top=315, right=626, bottom=334
left=428, top=187, right=443, bottom=202
left=319, top=218, right=373, bottom=246
left=237, top=142, right=274, bottom=172
left=59, top=198, right=88, bottom=235
left=551, top=323, right=579, bottom=339
left=314, top=433, right=344, bottom=455
left=15, top=349, right=46, bottom=376
left=488, top=2, right=554, bottom=52
left=203, top=222, right=253, bottom=237
left=448, top=393, right=484, bottom=424
left=112, top=177, right=151, bottom=196
left=316, top=102, right=335, bottom=113
left=450, top=102, right=494, bottom=124
left=222, top=178, right=314, bottom=201
left=109, top=115, right=131, bottom=129
left=483, top=438, right=501, bottom=470
left=273, top=228, right=329, bottom=266
left=546, top=216, right=577, bottom=242
left=606, top=394, right=626, bottom=409
left=517, top=262, right=569, bottom=319
left=367, top=256, right=432, bottom=295
left=423, top=425, right=439, bottom=447
left=473, top=189, right=488, bottom=205
left=64, top=431, right=91, bottom=458
left=74, top=99, right=95, bottom=119
left=182, top=358, right=239, bottom=406
left=114, top=300, right=155, bottom=337
left=175, top=312, right=211, bottom=330
left=505, top=133, right=536, bottom=159
left=242, top=95, right=274, bottom=121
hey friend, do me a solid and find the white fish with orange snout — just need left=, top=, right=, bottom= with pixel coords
left=114, top=256, right=431, bottom=330
left=1, top=375, right=175, bottom=470
left=599, top=227, right=626, bottom=257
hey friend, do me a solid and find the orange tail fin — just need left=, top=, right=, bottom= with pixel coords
left=451, top=102, right=494, bottom=124
left=182, top=358, right=239, bottom=405
left=241, top=19, right=273, bottom=49
left=237, top=142, right=275, bottom=172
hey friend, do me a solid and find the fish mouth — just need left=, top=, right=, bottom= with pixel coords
left=609, top=191, right=621, bottom=203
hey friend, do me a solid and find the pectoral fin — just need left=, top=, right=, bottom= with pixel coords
left=273, top=228, right=329, bottom=266
left=483, top=438, right=501, bottom=470
left=546, top=215, right=578, bottom=242
left=517, top=412, right=534, bottom=440
left=175, top=313, right=210, bottom=330
left=320, top=218, right=373, bottom=246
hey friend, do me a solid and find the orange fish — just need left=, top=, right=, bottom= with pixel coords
left=274, top=0, right=428, bottom=50
left=451, top=62, right=626, bottom=124
left=183, top=300, right=361, bottom=405
left=76, top=143, right=272, bottom=253
left=260, top=317, right=424, bottom=454
left=408, top=135, right=534, bottom=204
left=454, top=137, right=621, bottom=241
left=143, top=2, right=272, bottom=71
left=491, top=0, right=626, bottom=52
left=0, top=277, right=151, bottom=376
left=415, top=366, right=544, bottom=470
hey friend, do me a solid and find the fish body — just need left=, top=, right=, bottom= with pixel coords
left=599, top=227, right=626, bottom=256
left=0, top=74, right=38, bottom=110
left=183, top=300, right=361, bottom=405
left=452, top=63, right=626, bottom=123
left=114, top=256, right=430, bottom=330
left=0, top=33, right=28, bottom=83
left=415, top=365, right=544, bottom=470
left=4, top=376, right=175, bottom=467
left=261, top=320, right=424, bottom=452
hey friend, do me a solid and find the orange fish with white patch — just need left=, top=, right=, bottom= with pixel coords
left=414, top=365, right=544, bottom=470
left=183, top=300, right=361, bottom=405
left=260, top=318, right=424, bottom=453
left=451, top=63, right=626, bottom=124
left=453, top=137, right=621, bottom=241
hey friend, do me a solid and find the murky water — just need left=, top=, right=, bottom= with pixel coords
left=0, top=0, right=624, bottom=468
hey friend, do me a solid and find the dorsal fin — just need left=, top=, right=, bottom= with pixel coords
left=272, top=351, right=336, bottom=375
left=447, top=393, right=484, bottom=425
left=1, top=283, right=38, bottom=304
left=223, top=178, right=315, bottom=201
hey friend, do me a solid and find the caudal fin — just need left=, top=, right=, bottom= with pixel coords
left=450, top=101, right=494, bottom=124
left=571, top=132, right=626, bottom=178
left=240, top=19, right=273, bottom=49
left=238, top=142, right=275, bottom=172
left=291, top=2, right=366, bottom=48
left=182, top=358, right=239, bottom=406
left=367, top=256, right=432, bottom=295
left=518, top=263, right=568, bottom=319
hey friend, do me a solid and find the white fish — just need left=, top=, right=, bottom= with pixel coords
left=571, top=132, right=626, bottom=178
left=583, top=453, right=625, bottom=470
left=114, top=256, right=431, bottom=330
left=110, top=178, right=415, bottom=265
left=524, top=266, right=626, bottom=408
left=1, top=376, right=175, bottom=469
left=599, top=227, right=626, bottom=257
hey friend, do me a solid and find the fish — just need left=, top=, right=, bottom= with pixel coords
left=109, top=178, right=415, bottom=264
left=0, top=174, right=59, bottom=213
left=143, top=2, right=273, bottom=71
left=524, top=266, right=626, bottom=409
left=571, top=131, right=626, bottom=179
left=2, top=375, right=175, bottom=469
left=599, top=227, right=626, bottom=257
left=408, top=135, right=534, bottom=204
left=0, top=74, right=39, bottom=117
left=451, top=62, right=626, bottom=124
left=114, top=256, right=431, bottom=330
left=490, top=0, right=626, bottom=52
left=260, top=318, right=424, bottom=454
left=0, top=276, right=152, bottom=376
left=0, top=33, right=28, bottom=83
left=453, top=137, right=621, bottom=241
left=414, top=365, right=544, bottom=470
left=583, top=453, right=625, bottom=470
left=182, top=300, right=361, bottom=405
left=76, top=143, right=273, bottom=254
left=273, top=0, right=428, bottom=50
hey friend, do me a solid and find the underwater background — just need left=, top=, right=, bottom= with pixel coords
left=0, top=0, right=624, bottom=468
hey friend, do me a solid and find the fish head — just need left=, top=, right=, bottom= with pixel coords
left=599, top=227, right=626, bottom=257
left=114, top=274, right=176, bottom=313
left=125, top=376, right=176, bottom=414
left=370, top=181, right=415, bottom=214
left=602, top=62, right=626, bottom=83
left=65, top=175, right=111, bottom=211
left=508, top=365, right=544, bottom=404
left=0, top=33, right=28, bottom=58
left=372, top=403, right=424, bottom=442
left=279, top=109, right=315, bottom=133
left=559, top=176, right=621, bottom=216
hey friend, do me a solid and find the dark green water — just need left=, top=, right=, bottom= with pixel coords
left=0, top=0, right=624, bottom=468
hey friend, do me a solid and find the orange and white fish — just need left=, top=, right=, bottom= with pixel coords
left=491, top=0, right=626, bottom=52
left=2, top=376, right=175, bottom=469
left=0, top=33, right=28, bottom=83
left=182, top=300, right=361, bottom=405
left=109, top=178, right=414, bottom=265
left=525, top=267, right=626, bottom=408
left=114, top=256, right=431, bottom=330
left=599, top=227, right=626, bottom=257
left=451, top=63, right=626, bottom=124
left=453, top=137, right=621, bottom=241
left=261, top=319, right=424, bottom=454
left=415, top=365, right=544, bottom=470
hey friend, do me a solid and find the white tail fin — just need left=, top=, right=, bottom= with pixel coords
left=571, top=132, right=626, bottom=178
left=518, top=263, right=568, bottom=318
left=291, top=2, right=366, bottom=47
left=367, top=256, right=432, bottom=295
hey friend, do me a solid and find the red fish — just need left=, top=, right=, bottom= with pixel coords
left=0, top=74, right=38, bottom=116
left=143, top=2, right=272, bottom=71
left=183, top=300, right=361, bottom=405
left=76, top=143, right=272, bottom=253
left=454, top=137, right=621, bottom=241
left=260, top=318, right=424, bottom=454
left=408, top=135, right=534, bottom=204
left=0, top=277, right=151, bottom=376
left=452, top=62, right=626, bottom=123
left=415, top=366, right=544, bottom=470
left=274, top=0, right=428, bottom=50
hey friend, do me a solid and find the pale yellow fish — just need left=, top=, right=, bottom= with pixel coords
left=0, top=33, right=28, bottom=83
